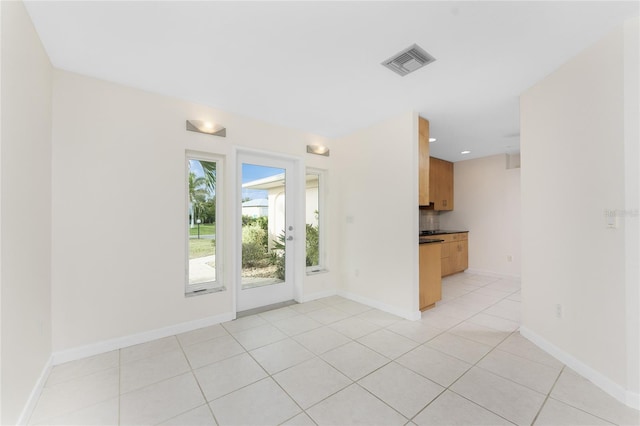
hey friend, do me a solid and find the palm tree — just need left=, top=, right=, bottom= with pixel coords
left=189, top=160, right=216, bottom=227
left=200, top=160, right=216, bottom=193
left=189, top=171, right=207, bottom=228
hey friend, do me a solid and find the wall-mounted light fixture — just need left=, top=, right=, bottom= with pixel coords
left=306, top=145, right=330, bottom=157
left=186, top=120, right=226, bottom=137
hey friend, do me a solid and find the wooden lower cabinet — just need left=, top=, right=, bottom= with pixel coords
left=419, top=243, right=442, bottom=310
left=454, top=240, right=468, bottom=272
left=439, top=233, right=468, bottom=276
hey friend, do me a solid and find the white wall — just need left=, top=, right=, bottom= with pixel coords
left=521, top=19, right=638, bottom=406
left=0, top=2, right=53, bottom=423
left=51, top=70, right=335, bottom=352
left=334, top=111, right=420, bottom=319
left=623, top=17, right=639, bottom=405
left=439, top=154, right=521, bottom=277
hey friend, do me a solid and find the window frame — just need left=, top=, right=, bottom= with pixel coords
left=185, top=152, right=224, bottom=295
left=305, top=168, right=327, bottom=274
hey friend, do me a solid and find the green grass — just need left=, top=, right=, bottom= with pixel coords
left=189, top=238, right=216, bottom=259
left=189, top=223, right=216, bottom=236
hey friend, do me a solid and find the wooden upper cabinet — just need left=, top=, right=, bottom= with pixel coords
left=429, top=157, right=454, bottom=211
left=418, top=117, right=430, bottom=206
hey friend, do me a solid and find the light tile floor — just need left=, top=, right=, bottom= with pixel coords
left=28, top=273, right=640, bottom=426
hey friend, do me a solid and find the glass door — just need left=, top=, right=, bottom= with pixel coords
left=237, top=153, right=295, bottom=311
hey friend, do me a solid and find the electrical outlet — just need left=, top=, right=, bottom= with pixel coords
left=555, top=304, right=563, bottom=319
left=507, top=255, right=513, bottom=262
left=354, top=269, right=359, bottom=277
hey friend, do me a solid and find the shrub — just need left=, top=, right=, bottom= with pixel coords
left=242, top=216, right=268, bottom=248
left=271, top=231, right=286, bottom=280
left=305, top=223, right=319, bottom=266
left=242, top=224, right=267, bottom=267
left=242, top=242, right=265, bottom=267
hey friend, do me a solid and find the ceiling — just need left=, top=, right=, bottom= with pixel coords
left=24, top=1, right=638, bottom=162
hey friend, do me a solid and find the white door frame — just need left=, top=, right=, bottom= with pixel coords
left=235, top=149, right=304, bottom=312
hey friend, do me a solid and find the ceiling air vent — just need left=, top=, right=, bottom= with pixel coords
left=382, top=44, right=436, bottom=77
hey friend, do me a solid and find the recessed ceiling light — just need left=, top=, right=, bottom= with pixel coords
left=461, top=150, right=471, bottom=155
left=429, top=138, right=437, bottom=142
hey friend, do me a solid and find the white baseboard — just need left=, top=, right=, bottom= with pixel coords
left=297, top=289, right=337, bottom=303
left=465, top=268, right=521, bottom=279
left=520, top=326, right=640, bottom=410
left=17, top=354, right=53, bottom=426
left=337, top=290, right=421, bottom=321
left=52, top=312, right=234, bottom=365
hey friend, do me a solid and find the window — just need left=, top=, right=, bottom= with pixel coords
left=186, top=154, right=223, bottom=294
left=306, top=169, right=326, bottom=273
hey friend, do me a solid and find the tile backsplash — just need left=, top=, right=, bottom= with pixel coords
left=419, top=210, right=440, bottom=231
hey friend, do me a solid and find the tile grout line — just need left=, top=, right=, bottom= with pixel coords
left=351, top=381, right=412, bottom=422
left=37, top=277, right=530, bottom=425
left=37, top=351, right=120, bottom=389
left=215, top=315, right=374, bottom=423
left=177, top=334, right=221, bottom=426
left=423, top=279, right=519, bottom=334
left=407, top=329, right=521, bottom=425
left=240, top=336, right=311, bottom=423
left=398, top=275, right=520, bottom=423
left=354, top=276, right=522, bottom=425
left=302, top=278, right=514, bottom=424
left=262, top=300, right=415, bottom=424
left=427, top=278, right=560, bottom=424
left=257, top=299, right=376, bottom=424
left=536, top=366, right=629, bottom=426
left=529, top=365, right=565, bottom=425
left=269, top=304, right=379, bottom=423
left=404, top=277, right=527, bottom=425
left=31, top=352, right=123, bottom=425
left=119, top=334, right=224, bottom=424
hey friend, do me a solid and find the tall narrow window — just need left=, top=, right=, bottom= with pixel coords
left=306, top=169, right=326, bottom=272
left=186, top=155, right=223, bottom=294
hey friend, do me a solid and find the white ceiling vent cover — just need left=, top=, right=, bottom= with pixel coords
left=382, top=44, right=436, bottom=77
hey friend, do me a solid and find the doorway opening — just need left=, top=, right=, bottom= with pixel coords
left=237, top=152, right=297, bottom=312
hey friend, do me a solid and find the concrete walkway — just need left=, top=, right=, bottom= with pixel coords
left=188, top=255, right=216, bottom=284
left=189, top=255, right=282, bottom=289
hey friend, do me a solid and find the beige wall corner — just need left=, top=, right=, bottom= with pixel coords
left=1, top=1, right=54, bottom=423
left=521, top=18, right=638, bottom=408
left=439, top=154, right=521, bottom=277
left=333, top=111, right=420, bottom=318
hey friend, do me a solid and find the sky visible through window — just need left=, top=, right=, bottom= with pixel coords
left=189, top=161, right=282, bottom=201
left=242, top=163, right=283, bottom=201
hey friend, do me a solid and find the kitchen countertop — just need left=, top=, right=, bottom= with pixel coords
left=419, top=229, right=469, bottom=236
left=419, top=230, right=468, bottom=245
left=419, top=237, right=445, bottom=245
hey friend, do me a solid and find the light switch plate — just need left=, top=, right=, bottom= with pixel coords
left=605, top=209, right=617, bottom=228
